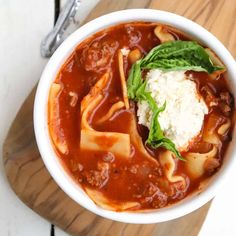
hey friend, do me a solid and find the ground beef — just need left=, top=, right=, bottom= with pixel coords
left=220, top=91, right=232, bottom=105
left=83, top=162, right=109, bottom=188
left=81, top=38, right=119, bottom=72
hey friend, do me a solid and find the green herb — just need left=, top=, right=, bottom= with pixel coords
left=128, top=40, right=224, bottom=99
left=127, top=61, right=142, bottom=100
left=127, top=40, right=223, bottom=160
left=128, top=63, right=183, bottom=159
left=141, top=40, right=223, bottom=73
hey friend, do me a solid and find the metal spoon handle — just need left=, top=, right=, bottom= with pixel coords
left=41, top=0, right=81, bottom=57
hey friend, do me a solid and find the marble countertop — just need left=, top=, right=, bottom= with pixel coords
left=0, top=1, right=235, bottom=235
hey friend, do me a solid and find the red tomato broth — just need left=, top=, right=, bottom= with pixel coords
left=48, top=22, right=235, bottom=210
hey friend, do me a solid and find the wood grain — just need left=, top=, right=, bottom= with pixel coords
left=3, top=0, right=235, bottom=235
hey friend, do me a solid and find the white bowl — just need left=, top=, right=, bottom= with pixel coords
left=34, top=9, right=236, bottom=224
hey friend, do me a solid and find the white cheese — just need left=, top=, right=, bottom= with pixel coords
left=120, top=47, right=130, bottom=56
left=137, top=69, right=208, bottom=150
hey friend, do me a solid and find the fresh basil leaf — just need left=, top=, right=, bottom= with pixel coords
left=141, top=40, right=223, bottom=73
left=135, top=81, right=156, bottom=109
left=143, top=59, right=209, bottom=72
left=145, top=104, right=185, bottom=160
left=148, top=138, right=185, bottom=161
left=146, top=103, right=166, bottom=142
left=127, top=61, right=142, bottom=100
left=135, top=80, right=147, bottom=101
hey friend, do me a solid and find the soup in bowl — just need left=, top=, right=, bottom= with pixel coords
left=34, top=9, right=236, bottom=223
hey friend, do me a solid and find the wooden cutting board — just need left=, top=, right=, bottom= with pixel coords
left=3, top=0, right=236, bottom=235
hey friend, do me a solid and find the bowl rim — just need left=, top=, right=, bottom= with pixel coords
left=34, top=8, right=236, bottom=224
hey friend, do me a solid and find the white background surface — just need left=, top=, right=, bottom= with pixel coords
left=0, top=0, right=235, bottom=235
left=0, top=1, right=99, bottom=235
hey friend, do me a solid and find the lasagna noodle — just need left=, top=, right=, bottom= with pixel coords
left=203, top=132, right=220, bottom=145
left=48, top=83, right=68, bottom=154
left=159, top=151, right=185, bottom=185
left=81, top=72, right=110, bottom=114
left=154, top=25, right=175, bottom=43
left=80, top=72, right=130, bottom=158
left=129, top=113, right=159, bottom=165
left=203, top=115, right=222, bottom=145
left=118, top=50, right=130, bottom=109
left=218, top=118, right=231, bottom=135
left=85, top=188, right=140, bottom=211
left=185, top=146, right=217, bottom=179
left=97, top=101, right=125, bottom=124
left=80, top=129, right=130, bottom=158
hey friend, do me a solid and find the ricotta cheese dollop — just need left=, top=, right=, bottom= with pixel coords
left=137, top=69, right=208, bottom=150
